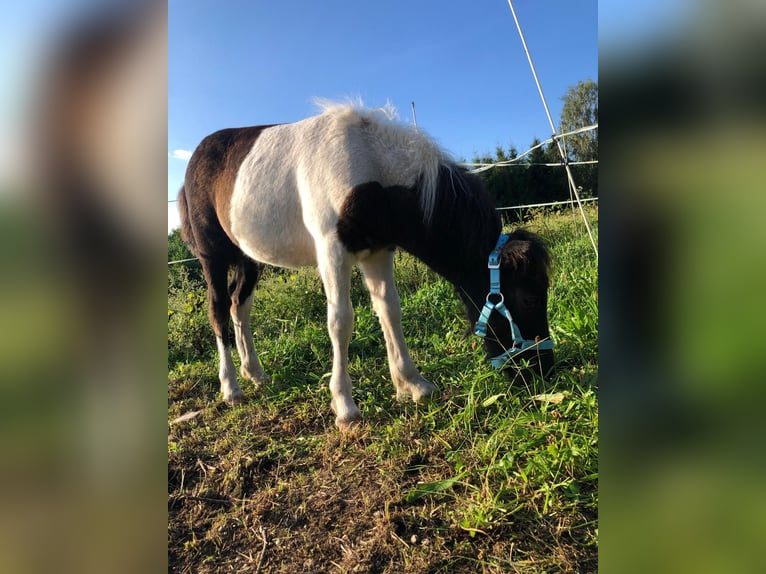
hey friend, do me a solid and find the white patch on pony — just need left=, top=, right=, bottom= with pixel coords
left=229, top=101, right=455, bottom=263
left=312, top=99, right=453, bottom=221
left=316, top=240, right=362, bottom=428
left=358, top=250, right=436, bottom=401
left=228, top=123, right=317, bottom=268
left=216, top=336, right=244, bottom=404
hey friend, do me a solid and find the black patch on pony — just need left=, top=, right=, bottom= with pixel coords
left=337, top=164, right=501, bottom=286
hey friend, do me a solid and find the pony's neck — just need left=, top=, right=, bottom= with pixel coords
left=398, top=209, right=499, bottom=324
left=337, top=165, right=501, bottom=321
left=393, top=169, right=501, bottom=320
left=401, top=213, right=497, bottom=284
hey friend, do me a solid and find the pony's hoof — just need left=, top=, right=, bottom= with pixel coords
left=223, top=389, right=246, bottom=406
left=257, top=373, right=272, bottom=386
left=241, top=368, right=270, bottom=386
left=334, top=411, right=362, bottom=431
left=412, top=382, right=437, bottom=403
left=396, top=379, right=437, bottom=403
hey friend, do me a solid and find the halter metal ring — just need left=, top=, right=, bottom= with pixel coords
left=486, top=292, right=504, bottom=304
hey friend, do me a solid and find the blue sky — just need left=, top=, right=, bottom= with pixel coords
left=167, top=0, right=597, bottom=230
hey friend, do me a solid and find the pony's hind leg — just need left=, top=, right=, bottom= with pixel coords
left=358, top=250, right=437, bottom=402
left=201, top=256, right=245, bottom=405
left=229, top=258, right=269, bottom=385
left=317, top=242, right=361, bottom=429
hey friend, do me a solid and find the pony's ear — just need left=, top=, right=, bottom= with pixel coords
left=501, top=229, right=551, bottom=276
left=502, top=237, right=532, bottom=271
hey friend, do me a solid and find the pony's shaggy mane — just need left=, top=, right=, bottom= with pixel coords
left=313, top=99, right=462, bottom=221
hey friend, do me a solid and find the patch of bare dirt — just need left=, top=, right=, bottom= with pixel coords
left=168, top=409, right=595, bottom=573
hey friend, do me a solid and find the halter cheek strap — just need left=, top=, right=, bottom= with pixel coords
left=474, top=234, right=555, bottom=369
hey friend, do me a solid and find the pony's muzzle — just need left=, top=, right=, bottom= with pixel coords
left=504, top=347, right=555, bottom=381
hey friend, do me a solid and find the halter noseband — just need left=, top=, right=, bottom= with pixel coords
left=474, top=234, right=555, bottom=369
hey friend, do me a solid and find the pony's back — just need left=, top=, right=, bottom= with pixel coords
left=314, top=102, right=453, bottom=220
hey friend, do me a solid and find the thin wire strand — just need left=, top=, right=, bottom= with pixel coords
left=167, top=257, right=199, bottom=266
left=506, top=0, right=598, bottom=259
left=464, top=159, right=597, bottom=174
left=461, top=124, right=597, bottom=173
left=496, top=197, right=598, bottom=211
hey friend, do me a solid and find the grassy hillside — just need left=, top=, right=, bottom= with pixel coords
left=168, top=206, right=598, bottom=573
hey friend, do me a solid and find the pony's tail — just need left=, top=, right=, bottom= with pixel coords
left=177, top=185, right=197, bottom=255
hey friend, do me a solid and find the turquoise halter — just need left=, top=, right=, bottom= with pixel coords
left=474, top=234, right=555, bottom=369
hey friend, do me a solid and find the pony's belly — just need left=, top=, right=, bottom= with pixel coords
left=229, top=186, right=318, bottom=268
left=236, top=233, right=317, bottom=269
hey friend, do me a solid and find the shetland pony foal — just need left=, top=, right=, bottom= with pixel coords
left=178, top=103, right=553, bottom=429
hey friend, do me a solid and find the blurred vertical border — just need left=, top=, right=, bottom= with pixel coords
left=600, top=0, right=766, bottom=572
left=3, top=0, right=766, bottom=572
left=0, top=1, right=167, bottom=572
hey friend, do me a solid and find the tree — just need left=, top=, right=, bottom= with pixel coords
left=558, top=79, right=598, bottom=197
left=559, top=79, right=598, bottom=163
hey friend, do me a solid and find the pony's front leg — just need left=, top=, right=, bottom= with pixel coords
left=359, top=250, right=437, bottom=402
left=318, top=245, right=361, bottom=429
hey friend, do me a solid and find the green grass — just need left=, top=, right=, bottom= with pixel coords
left=168, top=206, right=598, bottom=573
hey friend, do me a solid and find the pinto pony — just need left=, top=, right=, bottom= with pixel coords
left=178, top=102, right=554, bottom=429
